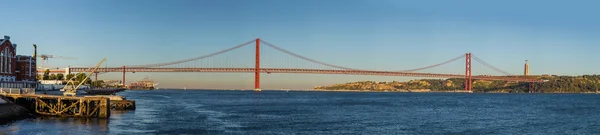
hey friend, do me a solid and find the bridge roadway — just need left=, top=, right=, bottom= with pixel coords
left=63, top=67, right=543, bottom=82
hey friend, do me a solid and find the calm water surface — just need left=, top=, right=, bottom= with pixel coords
left=2, top=90, right=600, bottom=134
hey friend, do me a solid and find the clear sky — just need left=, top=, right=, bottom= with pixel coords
left=1, top=0, right=599, bottom=89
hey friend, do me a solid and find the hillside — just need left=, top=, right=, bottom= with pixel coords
left=313, top=75, right=600, bottom=93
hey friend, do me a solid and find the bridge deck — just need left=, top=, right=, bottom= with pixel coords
left=55, top=67, right=543, bottom=82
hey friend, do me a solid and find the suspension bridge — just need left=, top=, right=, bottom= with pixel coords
left=44, top=38, right=543, bottom=92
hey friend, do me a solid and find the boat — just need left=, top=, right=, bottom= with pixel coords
left=60, top=87, right=86, bottom=92
left=60, top=85, right=90, bottom=91
left=128, top=77, right=158, bottom=90
left=84, top=95, right=126, bottom=100
left=83, top=88, right=127, bottom=95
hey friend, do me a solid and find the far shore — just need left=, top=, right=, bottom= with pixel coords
left=304, top=89, right=600, bottom=94
left=152, top=89, right=600, bottom=94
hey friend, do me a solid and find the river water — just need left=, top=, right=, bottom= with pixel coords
left=2, top=90, right=600, bottom=134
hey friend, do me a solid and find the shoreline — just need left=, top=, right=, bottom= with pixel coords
left=0, top=96, right=32, bottom=124
left=305, top=89, right=600, bottom=94
left=302, top=90, right=471, bottom=93
left=151, top=89, right=600, bottom=94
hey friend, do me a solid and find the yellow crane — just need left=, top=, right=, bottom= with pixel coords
left=63, top=58, right=106, bottom=96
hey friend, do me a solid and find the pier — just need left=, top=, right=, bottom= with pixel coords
left=85, top=95, right=136, bottom=110
left=0, top=88, right=135, bottom=118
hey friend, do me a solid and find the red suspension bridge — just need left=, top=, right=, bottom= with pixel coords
left=45, top=38, right=543, bottom=92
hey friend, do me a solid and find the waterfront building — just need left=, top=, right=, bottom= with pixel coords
left=0, top=35, right=37, bottom=88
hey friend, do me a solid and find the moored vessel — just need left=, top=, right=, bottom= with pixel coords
left=83, top=88, right=126, bottom=95
left=128, top=77, right=158, bottom=90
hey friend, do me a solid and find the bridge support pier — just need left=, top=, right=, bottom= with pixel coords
left=529, top=82, right=535, bottom=93
left=254, top=38, right=261, bottom=92
left=465, top=53, right=472, bottom=93
left=122, top=66, right=126, bottom=87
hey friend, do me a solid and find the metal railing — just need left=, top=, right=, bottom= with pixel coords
left=0, top=88, right=35, bottom=95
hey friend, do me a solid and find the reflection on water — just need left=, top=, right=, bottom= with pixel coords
left=1, top=111, right=132, bottom=135
left=0, top=126, right=18, bottom=134
left=32, top=117, right=109, bottom=131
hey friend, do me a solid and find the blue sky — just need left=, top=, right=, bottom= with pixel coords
left=1, top=0, right=599, bottom=89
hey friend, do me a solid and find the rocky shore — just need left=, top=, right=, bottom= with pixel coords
left=0, top=96, right=31, bottom=124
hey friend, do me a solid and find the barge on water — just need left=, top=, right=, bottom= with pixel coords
left=83, top=88, right=126, bottom=95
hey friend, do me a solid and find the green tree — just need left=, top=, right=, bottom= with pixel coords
left=49, top=74, right=56, bottom=80
left=65, top=73, right=75, bottom=80
left=92, top=80, right=105, bottom=87
left=55, top=73, right=64, bottom=80
left=75, top=73, right=86, bottom=82
left=75, top=73, right=92, bottom=84
left=43, top=69, right=50, bottom=80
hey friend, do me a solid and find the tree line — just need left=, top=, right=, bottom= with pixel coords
left=39, top=69, right=107, bottom=87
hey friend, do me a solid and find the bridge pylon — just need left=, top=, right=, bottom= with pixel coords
left=465, top=53, right=472, bottom=92
left=254, top=38, right=261, bottom=92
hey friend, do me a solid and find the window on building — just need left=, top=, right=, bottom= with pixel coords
left=1, top=51, right=4, bottom=73
left=8, top=52, right=11, bottom=73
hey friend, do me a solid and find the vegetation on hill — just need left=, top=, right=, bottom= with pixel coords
left=314, top=75, right=600, bottom=93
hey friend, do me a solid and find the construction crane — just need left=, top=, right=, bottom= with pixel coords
left=63, top=58, right=106, bottom=96
left=37, top=54, right=77, bottom=69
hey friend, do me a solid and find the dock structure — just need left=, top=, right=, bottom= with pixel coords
left=110, top=100, right=136, bottom=110
left=0, top=88, right=125, bottom=118
left=84, top=95, right=136, bottom=110
left=1, top=93, right=110, bottom=118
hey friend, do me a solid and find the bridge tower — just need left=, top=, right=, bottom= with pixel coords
left=524, top=60, right=530, bottom=76
left=465, top=53, right=472, bottom=92
left=254, top=38, right=261, bottom=92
